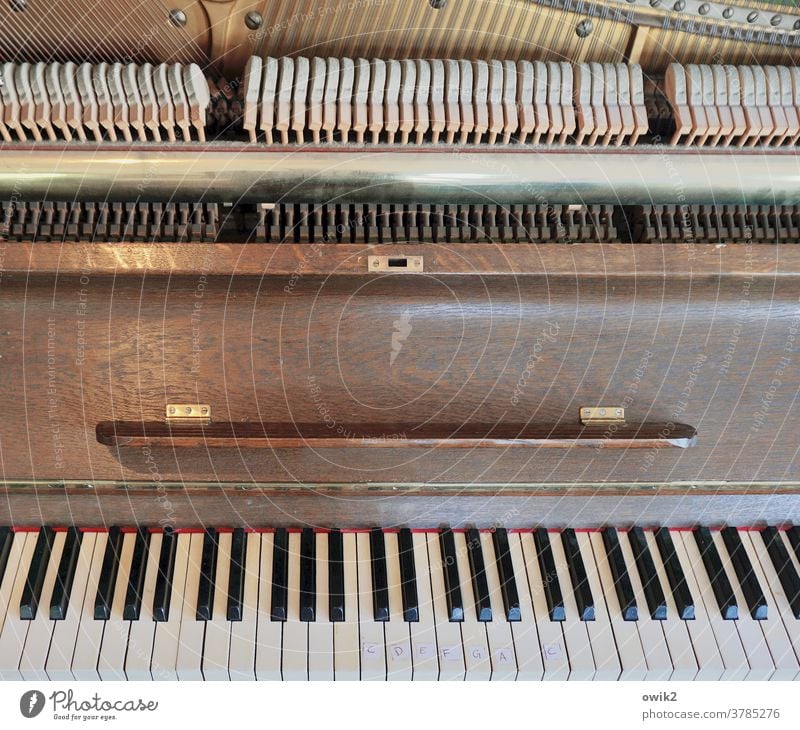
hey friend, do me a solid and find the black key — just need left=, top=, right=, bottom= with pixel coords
left=370, top=528, right=390, bottom=622
left=49, top=527, right=82, bottom=620
left=439, top=529, right=464, bottom=622
left=787, top=525, right=800, bottom=562
left=693, top=527, right=738, bottom=620
left=271, top=527, right=288, bottom=621
left=123, top=528, right=151, bottom=621
left=654, top=528, right=695, bottom=621
left=398, top=528, right=418, bottom=622
left=761, top=527, right=800, bottom=620
left=94, top=526, right=123, bottom=620
left=533, top=529, right=565, bottom=622
left=152, top=529, right=178, bottom=622
left=328, top=529, right=345, bottom=622
left=20, top=527, right=55, bottom=620
left=227, top=528, right=247, bottom=621
left=0, top=527, right=13, bottom=587
left=466, top=528, right=492, bottom=622
left=299, top=527, right=316, bottom=622
left=196, top=528, right=218, bottom=621
left=627, top=527, right=668, bottom=621
left=493, top=528, right=521, bottom=622
left=602, top=528, right=638, bottom=621
left=561, top=528, right=594, bottom=621
left=721, top=527, right=767, bottom=621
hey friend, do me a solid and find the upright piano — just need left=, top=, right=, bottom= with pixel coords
left=0, top=0, right=799, bottom=680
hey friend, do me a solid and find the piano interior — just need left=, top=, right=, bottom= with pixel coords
left=0, top=0, right=799, bottom=682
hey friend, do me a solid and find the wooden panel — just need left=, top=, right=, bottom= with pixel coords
left=0, top=258, right=797, bottom=486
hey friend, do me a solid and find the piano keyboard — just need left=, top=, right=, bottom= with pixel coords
left=1, top=525, right=799, bottom=681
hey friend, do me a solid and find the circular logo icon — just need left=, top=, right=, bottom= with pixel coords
left=20, top=690, right=45, bottom=719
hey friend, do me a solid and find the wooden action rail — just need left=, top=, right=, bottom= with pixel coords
left=95, top=421, right=697, bottom=450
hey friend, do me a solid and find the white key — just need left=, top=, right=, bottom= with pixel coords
left=428, top=533, right=465, bottom=680
left=46, top=532, right=98, bottom=680
left=153, top=63, right=175, bottom=141
left=308, top=533, right=334, bottom=680
left=291, top=56, right=310, bottom=143
left=228, top=532, right=260, bottom=680
left=453, top=532, right=491, bottom=680
left=283, top=531, right=308, bottom=680
left=352, top=58, right=370, bottom=144
left=184, top=63, right=210, bottom=141
left=137, top=63, right=161, bottom=141
left=16, top=62, right=42, bottom=141
left=666, top=531, right=725, bottom=680
left=337, top=58, right=354, bottom=142
left=384, top=532, right=412, bottom=680
left=202, top=531, right=231, bottom=680
left=507, top=532, right=544, bottom=680
left=473, top=59, right=489, bottom=143
left=443, top=59, right=460, bottom=143
left=0, top=532, right=36, bottom=679
left=71, top=532, right=110, bottom=680
left=0, top=63, right=24, bottom=141
left=644, top=531, right=698, bottom=680
left=458, top=59, right=474, bottom=143
left=368, top=58, right=386, bottom=144
left=107, top=62, right=132, bottom=141
left=168, top=63, right=192, bottom=141
left=44, top=62, right=71, bottom=140
left=531, top=61, right=550, bottom=145
left=558, top=62, right=575, bottom=143
left=588, top=533, right=647, bottom=680
left=384, top=59, right=401, bottom=143
left=122, top=63, right=147, bottom=141
left=480, top=532, right=516, bottom=680
left=519, top=532, right=570, bottom=680
left=414, top=59, right=431, bottom=144
left=176, top=533, right=206, bottom=680
left=429, top=59, right=445, bottom=143
left=678, top=531, right=749, bottom=680
left=618, top=530, right=672, bottom=679
left=19, top=530, right=67, bottom=680
left=308, top=57, right=326, bottom=143
left=576, top=532, right=621, bottom=680
left=549, top=531, right=594, bottom=679
left=747, top=531, right=800, bottom=670
left=0, top=533, right=27, bottom=636
left=708, top=531, right=774, bottom=679
left=125, top=532, right=162, bottom=680
left=97, top=530, right=135, bottom=680
left=487, top=59, right=504, bottom=144
left=260, top=56, right=279, bottom=144
left=734, top=531, right=799, bottom=679
left=356, top=532, right=385, bottom=680
left=502, top=60, right=518, bottom=144
left=410, top=532, right=438, bottom=679
left=398, top=59, right=416, bottom=144
left=30, top=61, right=56, bottom=140
left=517, top=60, right=535, bottom=144
left=333, top=531, right=360, bottom=680
left=150, top=533, right=191, bottom=680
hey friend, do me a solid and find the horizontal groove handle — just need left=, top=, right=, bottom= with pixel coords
left=96, top=421, right=697, bottom=449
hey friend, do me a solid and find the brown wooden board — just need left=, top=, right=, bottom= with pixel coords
left=1, top=242, right=798, bottom=489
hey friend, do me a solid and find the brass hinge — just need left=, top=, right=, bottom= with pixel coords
left=165, top=404, right=211, bottom=425
left=580, top=406, right=625, bottom=425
